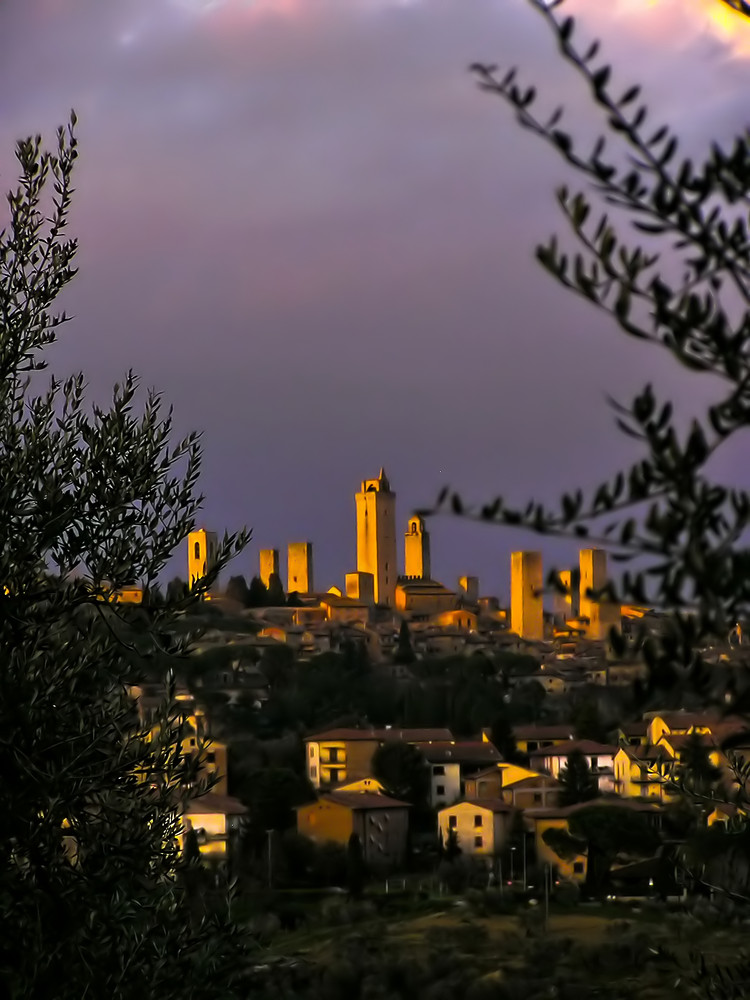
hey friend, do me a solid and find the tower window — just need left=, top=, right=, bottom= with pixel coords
left=194, top=542, right=200, bottom=559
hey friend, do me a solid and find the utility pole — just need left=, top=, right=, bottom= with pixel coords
left=522, top=833, right=527, bottom=890
left=266, top=829, right=273, bottom=889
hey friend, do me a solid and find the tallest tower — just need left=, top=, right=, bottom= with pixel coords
left=356, top=468, right=397, bottom=607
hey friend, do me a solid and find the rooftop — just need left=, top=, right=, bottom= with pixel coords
left=529, top=740, right=617, bottom=758
left=319, top=791, right=409, bottom=811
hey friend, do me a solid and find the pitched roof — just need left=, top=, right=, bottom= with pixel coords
left=320, top=791, right=410, bottom=811
left=504, top=774, right=560, bottom=790
left=185, top=793, right=247, bottom=817
left=414, top=740, right=502, bottom=765
left=513, top=725, right=575, bottom=740
left=528, top=740, right=617, bottom=758
left=443, top=798, right=514, bottom=814
left=305, top=726, right=454, bottom=743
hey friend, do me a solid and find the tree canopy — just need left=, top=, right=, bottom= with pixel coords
left=557, top=749, right=601, bottom=807
left=543, top=804, right=660, bottom=897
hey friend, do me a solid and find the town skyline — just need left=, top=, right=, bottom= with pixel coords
left=2, top=0, right=749, bottom=596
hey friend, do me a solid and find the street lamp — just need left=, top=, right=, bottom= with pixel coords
left=510, top=846, right=516, bottom=884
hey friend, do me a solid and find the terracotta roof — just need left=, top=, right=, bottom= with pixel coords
left=529, top=740, right=617, bottom=758
left=468, top=765, right=504, bottom=780
left=320, top=791, right=410, bottom=810
left=504, top=774, right=560, bottom=790
left=415, top=740, right=502, bottom=765
left=443, top=798, right=514, bottom=814
left=513, top=725, right=575, bottom=740
left=618, top=721, right=648, bottom=737
left=305, top=728, right=382, bottom=742
left=658, top=732, right=718, bottom=752
left=305, top=726, right=454, bottom=743
left=184, top=793, right=247, bottom=817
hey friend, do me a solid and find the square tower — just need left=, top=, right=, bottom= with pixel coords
left=345, top=571, right=375, bottom=605
left=355, top=468, right=397, bottom=607
left=554, top=568, right=580, bottom=623
left=579, top=548, right=619, bottom=640
left=188, top=529, right=218, bottom=588
left=510, top=551, right=544, bottom=641
left=287, top=542, right=314, bottom=595
left=458, top=575, right=479, bottom=604
left=579, top=548, right=607, bottom=624
left=404, top=515, right=431, bottom=580
left=260, top=548, right=280, bottom=589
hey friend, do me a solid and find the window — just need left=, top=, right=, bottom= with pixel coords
left=436, top=785, right=445, bottom=795
left=573, top=862, right=584, bottom=875
left=474, top=836, right=483, bottom=848
left=527, top=741, right=538, bottom=752
left=309, top=746, right=315, bottom=758
left=449, top=816, right=457, bottom=829
left=533, top=793, right=542, bottom=804
left=590, top=757, right=598, bottom=770
left=474, top=815, right=483, bottom=828
left=310, top=766, right=317, bottom=779
left=329, top=770, right=338, bottom=784
left=206, top=752, right=215, bottom=764
left=194, top=541, right=200, bottom=560
left=433, top=765, right=445, bottom=776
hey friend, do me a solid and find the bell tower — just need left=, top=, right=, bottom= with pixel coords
left=404, top=515, right=431, bottom=580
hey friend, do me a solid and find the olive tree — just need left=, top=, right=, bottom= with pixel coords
left=0, top=117, right=250, bottom=998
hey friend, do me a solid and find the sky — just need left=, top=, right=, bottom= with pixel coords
left=1, top=0, right=749, bottom=599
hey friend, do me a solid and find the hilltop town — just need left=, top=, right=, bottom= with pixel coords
left=122, top=469, right=750, bottom=942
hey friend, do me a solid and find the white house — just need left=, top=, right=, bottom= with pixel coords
left=529, top=739, right=617, bottom=793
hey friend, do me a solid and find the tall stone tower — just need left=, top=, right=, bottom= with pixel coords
left=404, top=515, right=431, bottom=580
left=259, top=549, right=279, bottom=588
left=510, top=551, right=544, bottom=641
left=287, top=542, right=314, bottom=595
left=579, top=548, right=619, bottom=640
left=356, top=468, right=397, bottom=607
left=188, top=529, right=218, bottom=588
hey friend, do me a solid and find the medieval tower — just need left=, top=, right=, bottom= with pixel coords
left=355, top=468, right=397, bottom=607
left=404, top=514, right=431, bottom=580
left=188, top=528, right=218, bottom=588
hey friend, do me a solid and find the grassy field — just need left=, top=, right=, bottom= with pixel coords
left=252, top=896, right=747, bottom=999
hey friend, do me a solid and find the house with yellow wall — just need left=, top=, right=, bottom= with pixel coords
left=297, top=791, right=410, bottom=869
left=613, top=745, right=674, bottom=802
left=502, top=774, right=560, bottom=810
left=430, top=609, right=478, bottom=631
left=395, top=579, right=457, bottom=617
left=438, top=800, right=515, bottom=862
left=304, top=727, right=453, bottom=789
left=181, top=793, right=247, bottom=862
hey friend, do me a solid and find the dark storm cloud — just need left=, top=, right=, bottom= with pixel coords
left=0, top=0, right=748, bottom=594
